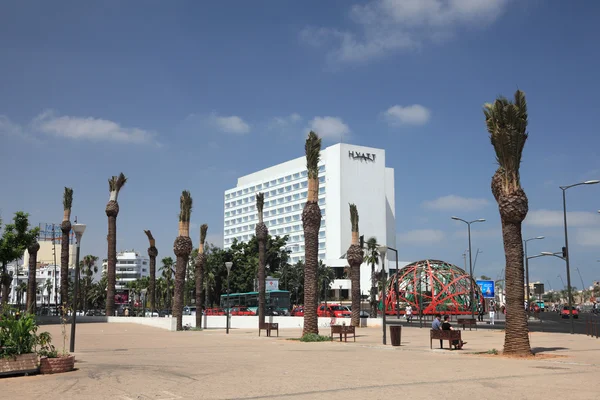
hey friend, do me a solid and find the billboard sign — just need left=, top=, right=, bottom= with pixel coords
left=266, top=278, right=279, bottom=291
left=476, top=280, right=495, bottom=299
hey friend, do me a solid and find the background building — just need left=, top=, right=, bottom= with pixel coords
left=101, top=250, right=150, bottom=305
left=224, top=143, right=405, bottom=300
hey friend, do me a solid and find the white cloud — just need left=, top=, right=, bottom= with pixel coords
left=300, top=0, right=509, bottom=64
left=525, top=210, right=600, bottom=228
left=383, top=104, right=431, bottom=126
left=0, top=115, right=25, bottom=137
left=398, top=229, right=445, bottom=245
left=575, top=228, right=600, bottom=247
left=423, top=195, right=489, bottom=211
left=269, top=113, right=302, bottom=129
left=32, top=110, right=159, bottom=145
left=307, top=116, right=350, bottom=140
left=208, top=113, right=250, bottom=134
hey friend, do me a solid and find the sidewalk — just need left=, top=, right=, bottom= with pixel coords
left=2, top=323, right=599, bottom=400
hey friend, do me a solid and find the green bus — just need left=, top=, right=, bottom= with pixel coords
left=220, top=290, right=291, bottom=316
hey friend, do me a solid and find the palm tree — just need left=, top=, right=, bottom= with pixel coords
left=143, top=230, right=158, bottom=313
left=26, top=240, right=40, bottom=314
left=255, top=193, right=268, bottom=327
left=80, top=255, right=98, bottom=313
left=484, top=89, right=531, bottom=356
left=173, top=190, right=193, bottom=331
left=363, top=237, right=380, bottom=317
left=302, top=131, right=322, bottom=336
left=16, top=281, right=27, bottom=309
left=43, top=278, right=53, bottom=312
left=346, top=204, right=364, bottom=327
left=105, top=173, right=127, bottom=317
left=60, top=187, right=73, bottom=311
left=161, top=257, right=175, bottom=311
left=195, top=224, right=208, bottom=328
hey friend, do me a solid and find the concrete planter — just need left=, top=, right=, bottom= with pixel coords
left=39, top=355, right=75, bottom=374
left=0, top=353, right=39, bottom=376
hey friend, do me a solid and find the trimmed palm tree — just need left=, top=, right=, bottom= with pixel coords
left=44, top=278, right=53, bottom=312
left=363, top=237, right=380, bottom=318
left=195, top=224, right=208, bottom=328
left=26, top=240, right=40, bottom=314
left=80, top=255, right=98, bottom=313
left=144, top=230, right=158, bottom=314
left=302, top=131, right=322, bottom=336
left=346, top=204, right=364, bottom=327
left=173, top=190, right=193, bottom=331
left=105, top=173, right=127, bottom=317
left=484, top=89, right=531, bottom=356
left=255, top=193, right=268, bottom=327
left=60, top=187, right=73, bottom=310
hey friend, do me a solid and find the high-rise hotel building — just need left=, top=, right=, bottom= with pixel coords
left=223, top=143, right=398, bottom=296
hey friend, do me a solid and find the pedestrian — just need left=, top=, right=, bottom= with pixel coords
left=489, top=300, right=495, bottom=325
left=431, top=314, right=443, bottom=348
left=477, top=302, right=484, bottom=322
left=441, top=315, right=466, bottom=349
left=405, top=304, right=413, bottom=323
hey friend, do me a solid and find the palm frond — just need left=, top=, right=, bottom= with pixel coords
left=349, top=203, right=359, bottom=233
left=200, top=224, right=208, bottom=245
left=108, top=172, right=128, bottom=193
left=255, top=192, right=265, bottom=223
left=305, top=131, right=322, bottom=179
left=483, top=89, right=528, bottom=192
left=179, top=190, right=193, bottom=223
left=62, top=187, right=73, bottom=210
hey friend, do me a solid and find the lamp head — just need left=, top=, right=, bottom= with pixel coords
left=72, top=223, right=86, bottom=243
left=541, top=252, right=553, bottom=256
left=377, top=245, right=388, bottom=254
left=225, top=261, right=233, bottom=274
left=451, top=216, right=460, bottom=221
left=476, top=219, right=486, bottom=222
left=536, top=236, right=545, bottom=240
left=584, top=180, right=600, bottom=185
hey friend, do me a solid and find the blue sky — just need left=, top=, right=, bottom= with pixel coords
left=1, top=1, right=599, bottom=291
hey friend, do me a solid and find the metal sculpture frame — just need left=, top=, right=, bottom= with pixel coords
left=383, top=259, right=482, bottom=315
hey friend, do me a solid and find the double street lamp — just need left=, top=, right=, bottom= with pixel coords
left=225, top=261, right=233, bottom=334
left=557, top=180, right=600, bottom=334
left=69, top=223, right=86, bottom=353
left=451, top=216, right=485, bottom=319
left=377, top=245, right=398, bottom=345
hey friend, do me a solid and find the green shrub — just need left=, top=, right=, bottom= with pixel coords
left=487, top=348, right=499, bottom=355
left=0, top=309, right=38, bottom=358
left=299, top=333, right=330, bottom=342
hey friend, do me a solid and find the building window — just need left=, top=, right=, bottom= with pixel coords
left=142, top=269, right=147, bottom=272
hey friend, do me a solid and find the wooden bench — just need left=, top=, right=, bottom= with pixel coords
left=456, top=318, right=477, bottom=331
left=331, top=325, right=356, bottom=342
left=259, top=322, right=279, bottom=337
left=430, top=329, right=461, bottom=350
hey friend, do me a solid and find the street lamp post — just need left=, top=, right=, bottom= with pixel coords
left=451, top=217, right=485, bottom=319
left=225, top=261, right=233, bottom=334
left=69, top=223, right=86, bottom=353
left=575, top=267, right=586, bottom=302
left=394, top=277, right=400, bottom=319
left=524, top=236, right=545, bottom=302
left=378, top=246, right=388, bottom=345
left=558, top=180, right=600, bottom=333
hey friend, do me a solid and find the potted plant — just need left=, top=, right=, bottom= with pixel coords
left=38, top=306, right=74, bottom=374
left=0, top=309, right=39, bottom=376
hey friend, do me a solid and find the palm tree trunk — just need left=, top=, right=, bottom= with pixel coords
left=502, top=221, right=531, bottom=354
left=1, top=262, right=9, bottom=307
left=60, top=222, right=71, bottom=310
left=106, top=214, right=117, bottom=316
left=173, top=237, right=192, bottom=331
left=370, top=263, right=377, bottom=317
left=26, top=243, right=40, bottom=314
left=195, top=257, right=204, bottom=328
left=302, top=202, right=321, bottom=336
left=258, top=239, right=266, bottom=325
left=149, top=252, right=157, bottom=313
left=350, top=262, right=360, bottom=326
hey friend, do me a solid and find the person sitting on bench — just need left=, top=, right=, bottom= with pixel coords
left=441, top=315, right=467, bottom=349
left=432, top=314, right=443, bottom=348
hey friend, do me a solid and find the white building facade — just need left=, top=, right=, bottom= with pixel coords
left=6, top=263, right=73, bottom=309
left=101, top=250, right=150, bottom=291
left=224, top=143, right=403, bottom=299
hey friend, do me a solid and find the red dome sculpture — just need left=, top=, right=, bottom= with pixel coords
left=383, top=259, right=482, bottom=315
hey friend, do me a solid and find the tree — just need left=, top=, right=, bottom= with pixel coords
left=60, top=187, right=73, bottom=312
left=484, top=89, right=531, bottom=356
left=302, top=131, right=322, bottom=336
left=26, top=240, right=40, bottom=313
left=173, top=190, right=193, bottom=331
left=195, top=224, right=208, bottom=328
left=143, top=230, right=158, bottom=313
left=88, top=274, right=107, bottom=311
left=363, top=237, right=380, bottom=318
left=43, top=278, right=53, bottom=313
left=0, top=213, right=40, bottom=307
left=255, top=193, right=268, bottom=328
left=160, top=257, right=175, bottom=311
left=80, top=255, right=98, bottom=313
left=17, top=281, right=27, bottom=309
left=105, top=173, right=127, bottom=317
left=346, top=204, right=364, bottom=327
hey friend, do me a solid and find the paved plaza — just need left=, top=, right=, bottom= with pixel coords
left=2, top=322, right=599, bottom=400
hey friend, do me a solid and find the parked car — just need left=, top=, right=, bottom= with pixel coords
left=205, top=308, right=225, bottom=316
left=317, top=304, right=351, bottom=318
left=145, top=310, right=159, bottom=317
left=343, top=305, right=370, bottom=318
left=230, top=307, right=255, bottom=316
left=183, top=306, right=197, bottom=316
left=291, top=306, right=304, bottom=316
left=561, top=306, right=579, bottom=319
left=158, top=309, right=172, bottom=317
